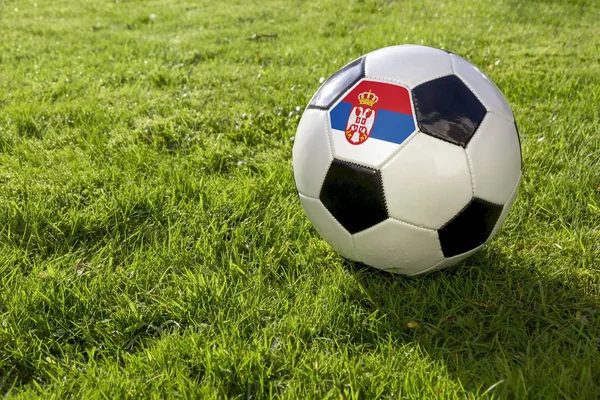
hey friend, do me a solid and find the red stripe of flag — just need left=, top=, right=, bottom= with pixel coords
left=341, top=80, right=413, bottom=115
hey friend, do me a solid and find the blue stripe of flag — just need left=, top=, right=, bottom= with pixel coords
left=329, top=102, right=415, bottom=145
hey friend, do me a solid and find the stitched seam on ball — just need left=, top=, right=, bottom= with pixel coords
left=321, top=111, right=336, bottom=192
left=299, top=192, right=319, bottom=201
left=450, top=55, right=515, bottom=122
left=405, top=72, right=454, bottom=89
left=299, top=193, right=359, bottom=261
left=332, top=159, right=379, bottom=173
left=319, top=197, right=360, bottom=261
left=513, top=119, right=523, bottom=171
left=488, top=109, right=515, bottom=123
left=319, top=204, right=360, bottom=262
left=349, top=231, right=360, bottom=264
left=465, top=148, right=476, bottom=200
left=434, top=230, right=446, bottom=263
left=378, top=130, right=419, bottom=170
left=465, top=114, right=522, bottom=203
left=426, top=258, right=446, bottom=274
left=490, top=175, right=521, bottom=238
left=448, top=51, right=455, bottom=75
left=388, top=216, right=436, bottom=232
left=365, top=72, right=454, bottom=89
left=376, top=170, right=388, bottom=216
left=474, top=196, right=504, bottom=207
left=454, top=75, right=488, bottom=117
left=504, top=175, right=521, bottom=207
left=425, top=242, right=485, bottom=274
left=362, top=75, right=411, bottom=89
left=439, top=198, right=473, bottom=230
left=499, top=176, right=520, bottom=221
left=374, top=83, right=420, bottom=169
left=419, top=253, right=449, bottom=274
left=449, top=55, right=487, bottom=110
left=407, top=83, right=419, bottom=135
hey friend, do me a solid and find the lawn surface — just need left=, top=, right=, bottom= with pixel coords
left=1, top=0, right=599, bottom=398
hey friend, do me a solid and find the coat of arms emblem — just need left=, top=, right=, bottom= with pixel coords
left=345, top=90, right=379, bottom=145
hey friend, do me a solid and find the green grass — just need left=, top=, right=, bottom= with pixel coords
left=0, top=0, right=599, bottom=398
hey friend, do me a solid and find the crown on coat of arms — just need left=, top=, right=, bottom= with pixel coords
left=357, top=90, right=379, bottom=107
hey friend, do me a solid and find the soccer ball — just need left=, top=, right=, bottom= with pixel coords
left=292, top=45, right=521, bottom=275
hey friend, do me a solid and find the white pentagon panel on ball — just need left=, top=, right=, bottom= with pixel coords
left=328, top=78, right=417, bottom=168
left=467, top=113, right=522, bottom=205
left=365, top=45, right=453, bottom=88
left=490, top=177, right=520, bottom=238
left=381, top=133, right=473, bottom=229
left=450, top=54, right=514, bottom=121
left=292, top=109, right=333, bottom=198
left=353, top=219, right=443, bottom=275
left=298, top=194, right=358, bottom=261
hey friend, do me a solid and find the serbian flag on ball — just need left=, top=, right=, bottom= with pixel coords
left=329, top=80, right=415, bottom=149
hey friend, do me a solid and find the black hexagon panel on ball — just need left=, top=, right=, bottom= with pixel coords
left=319, top=159, right=388, bottom=234
left=412, top=75, right=487, bottom=147
left=438, top=198, right=503, bottom=257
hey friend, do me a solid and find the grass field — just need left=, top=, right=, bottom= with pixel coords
left=1, top=0, right=599, bottom=398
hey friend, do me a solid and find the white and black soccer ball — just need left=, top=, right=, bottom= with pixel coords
left=293, top=45, right=522, bottom=276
